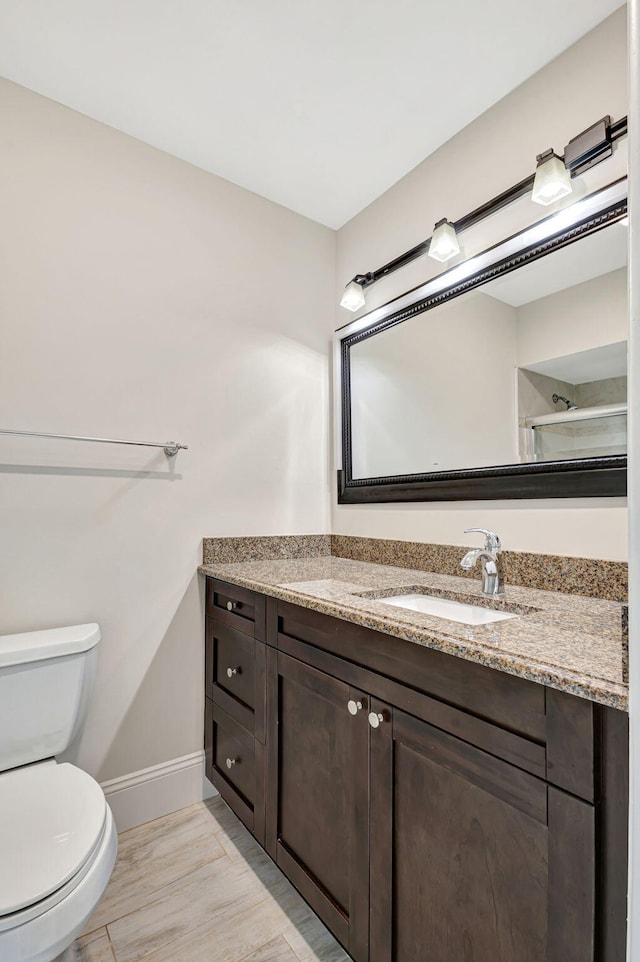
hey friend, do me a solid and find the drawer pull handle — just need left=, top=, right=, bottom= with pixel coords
left=226, top=757, right=238, bottom=769
left=347, top=699, right=363, bottom=715
left=368, top=711, right=387, bottom=729
left=226, top=666, right=240, bottom=678
left=226, top=601, right=240, bottom=611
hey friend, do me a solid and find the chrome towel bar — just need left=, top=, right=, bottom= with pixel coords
left=0, top=429, right=188, bottom=458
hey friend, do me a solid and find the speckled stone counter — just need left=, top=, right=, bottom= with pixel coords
left=199, top=555, right=628, bottom=711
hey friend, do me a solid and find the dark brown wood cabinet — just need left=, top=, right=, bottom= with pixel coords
left=204, top=578, right=628, bottom=962
left=265, top=649, right=370, bottom=960
left=204, top=579, right=266, bottom=843
left=369, top=700, right=595, bottom=962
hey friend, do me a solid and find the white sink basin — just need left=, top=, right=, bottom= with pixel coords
left=380, top=593, right=518, bottom=626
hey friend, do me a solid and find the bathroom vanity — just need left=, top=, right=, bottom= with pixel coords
left=200, top=554, right=628, bottom=962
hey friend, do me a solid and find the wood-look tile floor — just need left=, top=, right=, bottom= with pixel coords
left=67, top=796, right=350, bottom=962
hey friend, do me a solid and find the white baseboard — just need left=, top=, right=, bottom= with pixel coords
left=101, top=751, right=217, bottom=833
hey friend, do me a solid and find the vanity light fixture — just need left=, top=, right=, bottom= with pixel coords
left=531, top=117, right=618, bottom=207
left=427, top=219, right=460, bottom=263
left=338, top=112, right=627, bottom=311
left=340, top=273, right=374, bottom=312
left=340, top=278, right=366, bottom=312
left=531, top=150, right=572, bottom=206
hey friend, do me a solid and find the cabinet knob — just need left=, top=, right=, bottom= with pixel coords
left=347, top=699, right=363, bottom=715
left=226, top=601, right=239, bottom=611
left=226, top=666, right=240, bottom=678
left=226, top=757, right=238, bottom=769
left=368, top=711, right=387, bottom=729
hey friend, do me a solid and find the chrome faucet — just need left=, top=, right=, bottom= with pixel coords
left=460, top=528, right=505, bottom=597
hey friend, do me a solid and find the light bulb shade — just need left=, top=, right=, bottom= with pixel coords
left=340, top=279, right=366, bottom=312
left=531, top=152, right=572, bottom=206
left=428, top=219, right=460, bottom=263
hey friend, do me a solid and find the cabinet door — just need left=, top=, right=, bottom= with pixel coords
left=266, top=649, right=369, bottom=962
left=369, top=700, right=595, bottom=962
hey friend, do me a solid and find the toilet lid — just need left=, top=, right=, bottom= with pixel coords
left=0, top=761, right=107, bottom=916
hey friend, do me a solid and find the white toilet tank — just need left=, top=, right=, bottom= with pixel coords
left=0, top=624, right=101, bottom=773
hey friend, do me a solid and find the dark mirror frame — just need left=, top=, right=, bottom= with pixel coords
left=337, top=179, right=627, bottom=503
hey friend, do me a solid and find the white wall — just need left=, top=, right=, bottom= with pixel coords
left=517, top=267, right=628, bottom=367
left=350, top=291, right=518, bottom=477
left=334, top=9, right=629, bottom=560
left=0, top=78, right=334, bottom=783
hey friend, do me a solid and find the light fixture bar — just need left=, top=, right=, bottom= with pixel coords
left=343, top=114, right=627, bottom=298
left=454, top=173, right=535, bottom=233
left=610, top=116, right=628, bottom=140
left=359, top=175, right=537, bottom=287
left=363, top=172, right=536, bottom=285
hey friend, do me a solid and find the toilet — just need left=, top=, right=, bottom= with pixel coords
left=0, top=624, right=117, bottom=962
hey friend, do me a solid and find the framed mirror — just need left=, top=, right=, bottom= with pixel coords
left=337, top=179, right=627, bottom=502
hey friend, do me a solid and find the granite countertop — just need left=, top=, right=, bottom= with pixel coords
left=199, top=556, right=628, bottom=711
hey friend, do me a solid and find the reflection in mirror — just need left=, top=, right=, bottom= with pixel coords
left=349, top=217, right=627, bottom=481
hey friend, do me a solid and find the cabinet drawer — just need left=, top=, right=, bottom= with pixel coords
left=276, top=630, right=546, bottom=778
left=206, top=578, right=265, bottom=639
left=205, top=699, right=265, bottom=844
left=212, top=702, right=255, bottom=808
left=213, top=621, right=256, bottom=711
left=206, top=617, right=266, bottom=741
left=276, top=599, right=546, bottom=743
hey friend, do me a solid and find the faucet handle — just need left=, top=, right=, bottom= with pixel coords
left=464, top=528, right=501, bottom=552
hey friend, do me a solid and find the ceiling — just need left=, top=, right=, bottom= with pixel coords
left=0, top=0, right=625, bottom=228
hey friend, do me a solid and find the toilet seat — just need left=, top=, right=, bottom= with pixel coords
left=0, top=760, right=107, bottom=931
left=0, top=805, right=117, bottom=962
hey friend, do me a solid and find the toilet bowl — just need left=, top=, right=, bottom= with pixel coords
left=0, top=625, right=117, bottom=962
